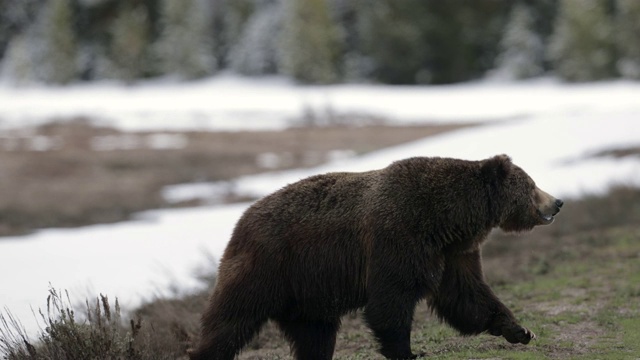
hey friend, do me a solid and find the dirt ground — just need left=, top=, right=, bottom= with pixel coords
left=0, top=119, right=470, bottom=237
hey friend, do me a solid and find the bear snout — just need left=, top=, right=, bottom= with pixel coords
left=534, top=188, right=562, bottom=225
left=549, top=198, right=563, bottom=216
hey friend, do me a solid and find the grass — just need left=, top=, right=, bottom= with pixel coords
left=2, top=185, right=639, bottom=359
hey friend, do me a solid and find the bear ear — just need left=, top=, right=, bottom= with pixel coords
left=481, top=154, right=512, bottom=183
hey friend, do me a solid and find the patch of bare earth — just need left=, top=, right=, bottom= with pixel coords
left=590, top=146, right=640, bottom=159
left=0, top=119, right=472, bottom=237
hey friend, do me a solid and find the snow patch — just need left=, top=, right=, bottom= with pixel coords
left=146, top=133, right=188, bottom=150
left=91, top=133, right=188, bottom=151
left=2, top=75, right=640, bottom=131
left=256, top=152, right=292, bottom=169
left=162, top=182, right=233, bottom=204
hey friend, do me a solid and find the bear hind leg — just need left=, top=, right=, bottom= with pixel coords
left=188, top=317, right=265, bottom=360
left=189, top=299, right=268, bottom=360
left=277, top=319, right=340, bottom=360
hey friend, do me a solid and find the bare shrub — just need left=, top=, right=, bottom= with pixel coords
left=0, top=287, right=188, bottom=360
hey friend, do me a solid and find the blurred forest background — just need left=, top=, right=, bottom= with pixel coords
left=1, top=0, right=639, bottom=85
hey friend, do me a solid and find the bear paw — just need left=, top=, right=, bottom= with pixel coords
left=400, top=352, right=426, bottom=360
left=380, top=349, right=426, bottom=359
left=502, top=324, right=536, bottom=345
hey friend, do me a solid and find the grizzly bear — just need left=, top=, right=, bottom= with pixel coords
left=188, top=154, right=562, bottom=360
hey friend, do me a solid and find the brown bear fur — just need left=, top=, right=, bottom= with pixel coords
left=188, top=154, right=562, bottom=360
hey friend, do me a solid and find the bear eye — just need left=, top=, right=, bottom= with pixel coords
left=529, top=185, right=537, bottom=200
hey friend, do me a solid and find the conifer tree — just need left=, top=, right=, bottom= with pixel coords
left=494, top=4, right=544, bottom=79
left=220, top=0, right=255, bottom=66
left=616, top=0, right=640, bottom=79
left=154, top=0, right=216, bottom=79
left=1, top=0, right=77, bottom=84
left=109, top=5, right=151, bottom=81
left=279, top=0, right=342, bottom=83
left=548, top=0, right=617, bottom=81
left=229, top=2, right=282, bottom=75
left=42, top=0, right=78, bottom=84
left=358, top=0, right=509, bottom=84
left=0, top=33, right=37, bottom=83
left=326, top=0, right=368, bottom=81
left=0, top=0, right=42, bottom=59
left=357, top=0, right=430, bottom=84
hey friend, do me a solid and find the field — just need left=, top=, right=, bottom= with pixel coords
left=1, top=120, right=639, bottom=359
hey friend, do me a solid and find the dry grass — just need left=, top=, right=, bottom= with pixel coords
left=0, top=288, right=191, bottom=360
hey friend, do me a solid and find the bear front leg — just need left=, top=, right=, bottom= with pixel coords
left=365, top=297, right=419, bottom=359
left=365, top=273, right=422, bottom=359
left=430, top=250, right=535, bottom=345
left=276, top=319, right=340, bottom=360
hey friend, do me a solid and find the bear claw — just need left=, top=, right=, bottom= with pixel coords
left=521, top=327, right=536, bottom=344
left=503, top=324, right=536, bottom=345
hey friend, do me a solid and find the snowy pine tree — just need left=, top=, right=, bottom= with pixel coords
left=357, top=0, right=429, bottom=84
left=548, top=0, right=616, bottom=81
left=220, top=0, right=255, bottom=66
left=494, top=4, right=544, bottom=80
left=229, top=2, right=282, bottom=75
left=107, top=5, right=151, bottom=81
left=279, top=0, right=342, bottom=83
left=616, top=0, right=640, bottom=79
left=0, top=0, right=77, bottom=84
left=42, top=0, right=78, bottom=83
left=325, top=0, right=366, bottom=81
left=0, top=0, right=43, bottom=58
left=154, top=0, right=217, bottom=79
left=0, top=33, right=38, bottom=84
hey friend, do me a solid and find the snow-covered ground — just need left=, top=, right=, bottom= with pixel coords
left=170, top=113, right=640, bottom=202
left=1, top=74, right=640, bottom=131
left=1, top=77, right=640, bottom=337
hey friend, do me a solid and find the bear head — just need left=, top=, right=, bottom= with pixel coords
left=481, top=154, right=563, bottom=232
